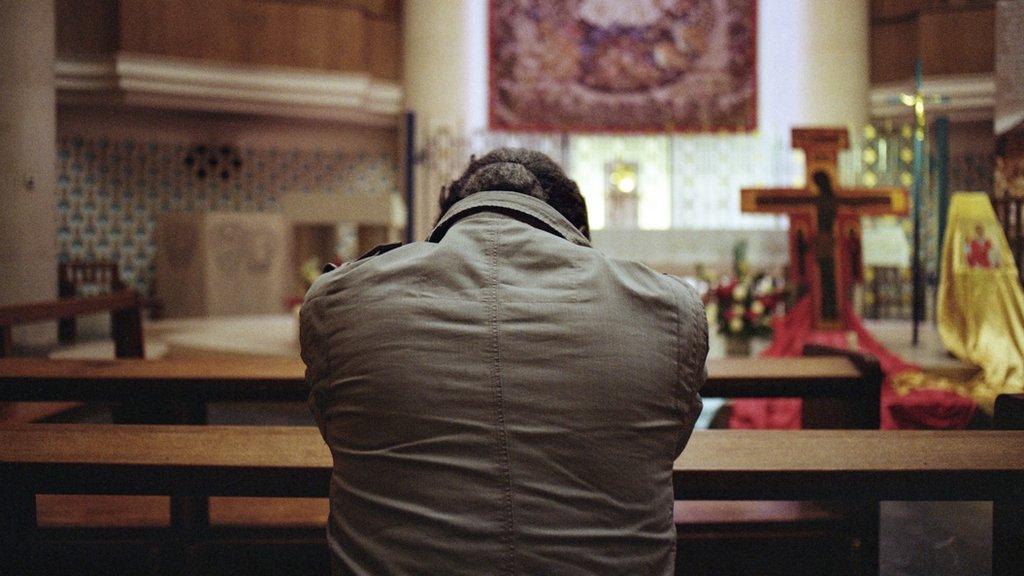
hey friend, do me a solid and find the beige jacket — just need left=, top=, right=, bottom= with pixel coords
left=301, top=191, right=708, bottom=575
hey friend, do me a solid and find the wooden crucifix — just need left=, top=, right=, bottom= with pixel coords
left=742, top=128, right=909, bottom=329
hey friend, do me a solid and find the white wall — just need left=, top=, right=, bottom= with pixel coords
left=759, top=0, right=870, bottom=132
left=0, top=0, right=59, bottom=347
left=592, top=228, right=789, bottom=275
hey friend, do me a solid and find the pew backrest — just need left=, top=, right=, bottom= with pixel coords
left=995, top=394, right=1024, bottom=430
left=0, top=356, right=868, bottom=406
left=0, top=291, right=145, bottom=358
left=800, top=344, right=883, bottom=429
left=2, top=426, right=1022, bottom=574
left=0, top=425, right=1020, bottom=501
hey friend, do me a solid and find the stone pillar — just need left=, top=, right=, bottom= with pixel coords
left=759, top=0, right=870, bottom=130
left=403, top=0, right=487, bottom=239
left=0, top=0, right=59, bottom=346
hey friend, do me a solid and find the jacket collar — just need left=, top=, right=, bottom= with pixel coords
left=428, top=191, right=591, bottom=247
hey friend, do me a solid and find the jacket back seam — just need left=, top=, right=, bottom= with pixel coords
left=488, top=223, right=518, bottom=575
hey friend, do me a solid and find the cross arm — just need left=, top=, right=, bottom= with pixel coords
left=836, top=187, right=909, bottom=217
left=740, top=187, right=814, bottom=213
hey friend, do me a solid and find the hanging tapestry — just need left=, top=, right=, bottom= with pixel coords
left=488, top=0, right=757, bottom=133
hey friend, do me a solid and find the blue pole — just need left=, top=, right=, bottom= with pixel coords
left=404, top=112, right=416, bottom=244
left=911, top=62, right=925, bottom=346
left=934, top=116, right=950, bottom=309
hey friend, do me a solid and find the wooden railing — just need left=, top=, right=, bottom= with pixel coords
left=0, top=291, right=145, bottom=359
left=993, top=196, right=1024, bottom=286
left=57, top=262, right=126, bottom=343
left=0, top=356, right=874, bottom=424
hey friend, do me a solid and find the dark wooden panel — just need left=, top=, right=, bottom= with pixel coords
left=871, top=18, right=918, bottom=84
left=870, top=3, right=995, bottom=83
left=255, top=0, right=401, bottom=21
left=56, top=0, right=121, bottom=55
left=918, top=6, right=994, bottom=76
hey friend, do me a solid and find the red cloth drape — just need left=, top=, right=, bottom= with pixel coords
left=729, top=297, right=977, bottom=430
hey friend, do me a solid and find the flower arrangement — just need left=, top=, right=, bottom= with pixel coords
left=300, top=257, right=323, bottom=290
left=713, top=273, right=785, bottom=337
left=286, top=257, right=336, bottom=312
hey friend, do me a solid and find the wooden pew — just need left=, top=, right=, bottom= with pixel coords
left=0, top=360, right=875, bottom=501
left=0, top=355, right=869, bottom=418
left=994, top=394, right=1024, bottom=575
left=57, top=261, right=128, bottom=344
left=0, top=292, right=145, bottom=423
left=995, top=394, right=1024, bottom=430
left=0, top=357, right=302, bottom=424
left=0, top=355, right=880, bottom=572
left=800, top=343, right=884, bottom=429
left=0, top=291, right=145, bottom=359
left=694, top=345, right=883, bottom=573
left=1, top=426, right=1022, bottom=575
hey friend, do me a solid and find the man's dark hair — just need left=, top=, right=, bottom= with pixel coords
left=438, top=147, right=590, bottom=239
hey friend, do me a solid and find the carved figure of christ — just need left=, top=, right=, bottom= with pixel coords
left=742, top=129, right=909, bottom=329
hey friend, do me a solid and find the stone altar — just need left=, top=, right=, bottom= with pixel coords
left=155, top=212, right=291, bottom=318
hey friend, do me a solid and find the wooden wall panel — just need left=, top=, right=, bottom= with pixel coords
left=266, top=0, right=401, bottom=20
left=871, top=2, right=994, bottom=83
left=872, top=0, right=992, bottom=21
left=56, top=0, right=120, bottom=55
left=918, top=7, right=994, bottom=77
left=57, top=0, right=402, bottom=80
left=366, top=18, right=402, bottom=81
left=871, top=18, right=917, bottom=84
left=245, top=1, right=368, bottom=72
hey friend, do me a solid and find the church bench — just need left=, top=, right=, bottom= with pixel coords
left=0, top=357, right=305, bottom=424
left=1, top=426, right=1022, bottom=575
left=995, top=393, right=1024, bottom=430
left=0, top=292, right=145, bottom=424
left=994, top=394, right=1024, bottom=574
left=0, top=354, right=882, bottom=570
left=0, top=355, right=872, bottom=418
left=0, top=291, right=145, bottom=359
left=684, top=344, right=884, bottom=572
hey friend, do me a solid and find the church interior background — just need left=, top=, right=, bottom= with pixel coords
left=1, top=0, right=1023, bottom=575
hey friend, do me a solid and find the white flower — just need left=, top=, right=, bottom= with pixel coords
left=728, top=317, right=744, bottom=333
left=732, top=285, right=747, bottom=301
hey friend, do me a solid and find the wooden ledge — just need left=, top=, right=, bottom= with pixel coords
left=0, top=291, right=141, bottom=326
left=0, top=356, right=867, bottom=402
left=1, top=426, right=1022, bottom=502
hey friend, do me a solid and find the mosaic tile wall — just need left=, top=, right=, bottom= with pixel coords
left=854, top=123, right=996, bottom=277
left=950, top=152, right=995, bottom=193
left=854, top=122, right=939, bottom=281
left=853, top=122, right=995, bottom=319
left=667, top=132, right=799, bottom=230
left=57, top=136, right=398, bottom=294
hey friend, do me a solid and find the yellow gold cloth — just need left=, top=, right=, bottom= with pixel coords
left=933, top=192, right=1024, bottom=411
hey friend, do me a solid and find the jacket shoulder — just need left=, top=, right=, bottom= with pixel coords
left=304, top=241, right=429, bottom=302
